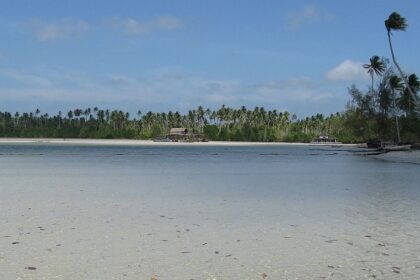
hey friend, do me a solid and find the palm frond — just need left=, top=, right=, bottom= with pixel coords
left=385, top=12, right=407, bottom=32
left=364, top=55, right=386, bottom=77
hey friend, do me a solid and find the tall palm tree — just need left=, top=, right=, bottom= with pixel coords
left=363, top=55, right=386, bottom=93
left=385, top=12, right=418, bottom=109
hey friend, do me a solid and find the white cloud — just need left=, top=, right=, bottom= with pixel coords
left=112, top=16, right=182, bottom=35
left=0, top=69, right=53, bottom=87
left=253, top=78, right=334, bottom=102
left=326, top=60, right=369, bottom=81
left=29, top=18, right=89, bottom=41
left=285, top=5, right=333, bottom=31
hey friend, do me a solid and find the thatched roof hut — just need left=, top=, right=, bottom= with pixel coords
left=169, top=128, right=188, bottom=136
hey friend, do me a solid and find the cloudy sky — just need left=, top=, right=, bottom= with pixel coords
left=0, top=1, right=419, bottom=117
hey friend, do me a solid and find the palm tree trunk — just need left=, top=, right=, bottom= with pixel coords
left=387, top=31, right=419, bottom=109
left=395, top=115, right=401, bottom=143
left=371, top=74, right=374, bottom=94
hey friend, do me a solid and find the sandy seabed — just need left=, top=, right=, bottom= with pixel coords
left=5, top=183, right=416, bottom=280
left=1, top=139, right=419, bottom=279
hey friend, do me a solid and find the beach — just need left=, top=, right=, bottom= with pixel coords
left=1, top=142, right=419, bottom=279
left=0, top=137, right=363, bottom=147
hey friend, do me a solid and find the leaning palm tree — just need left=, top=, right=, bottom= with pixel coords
left=385, top=12, right=419, bottom=109
left=363, top=55, right=386, bottom=94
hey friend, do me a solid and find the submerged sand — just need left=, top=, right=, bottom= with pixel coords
left=1, top=142, right=419, bottom=279
left=5, top=183, right=418, bottom=280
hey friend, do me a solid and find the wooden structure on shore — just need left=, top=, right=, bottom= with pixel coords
left=168, top=128, right=190, bottom=141
left=154, top=128, right=207, bottom=142
left=169, top=128, right=188, bottom=136
left=379, top=142, right=411, bottom=152
left=310, top=135, right=342, bottom=145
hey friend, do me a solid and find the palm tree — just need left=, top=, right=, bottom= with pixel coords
left=385, top=12, right=419, bottom=109
left=363, top=55, right=386, bottom=94
left=401, top=74, right=420, bottom=113
left=389, top=75, right=404, bottom=142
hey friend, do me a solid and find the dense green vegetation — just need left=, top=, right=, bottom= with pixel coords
left=0, top=106, right=352, bottom=142
left=345, top=66, right=419, bottom=143
left=0, top=12, right=418, bottom=143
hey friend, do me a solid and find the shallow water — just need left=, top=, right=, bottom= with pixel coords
left=1, top=143, right=419, bottom=279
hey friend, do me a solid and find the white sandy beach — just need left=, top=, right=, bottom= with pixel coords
left=0, top=137, right=363, bottom=147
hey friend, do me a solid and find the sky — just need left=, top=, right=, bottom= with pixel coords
left=0, top=0, right=419, bottom=117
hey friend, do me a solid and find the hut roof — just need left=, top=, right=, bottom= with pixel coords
left=170, top=128, right=188, bottom=135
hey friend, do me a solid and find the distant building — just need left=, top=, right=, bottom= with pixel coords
left=169, top=128, right=188, bottom=136
left=311, top=134, right=341, bottom=144
left=154, top=128, right=205, bottom=142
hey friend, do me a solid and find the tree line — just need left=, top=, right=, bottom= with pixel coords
left=0, top=106, right=355, bottom=142
left=345, top=66, right=419, bottom=143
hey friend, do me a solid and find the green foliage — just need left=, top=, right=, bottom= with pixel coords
left=203, top=125, right=218, bottom=140
left=385, top=12, right=407, bottom=32
left=283, top=131, right=312, bottom=143
left=344, top=64, right=419, bottom=143
left=0, top=106, right=352, bottom=143
left=364, top=56, right=386, bottom=80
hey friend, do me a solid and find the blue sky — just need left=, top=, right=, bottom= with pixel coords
left=0, top=1, right=419, bottom=117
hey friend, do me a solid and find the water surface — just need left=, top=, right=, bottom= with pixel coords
left=1, top=143, right=419, bottom=279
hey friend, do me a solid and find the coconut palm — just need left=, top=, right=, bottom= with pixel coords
left=389, top=75, right=404, bottom=142
left=385, top=12, right=418, bottom=109
left=400, top=74, right=420, bottom=113
left=363, top=55, right=386, bottom=93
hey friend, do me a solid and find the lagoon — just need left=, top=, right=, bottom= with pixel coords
left=1, top=143, right=419, bottom=279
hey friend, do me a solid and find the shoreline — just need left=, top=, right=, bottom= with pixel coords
left=368, top=150, right=420, bottom=164
left=0, top=137, right=364, bottom=147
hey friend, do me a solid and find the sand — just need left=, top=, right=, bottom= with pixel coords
left=0, top=137, right=363, bottom=147
left=369, top=150, right=420, bottom=164
left=5, top=181, right=418, bottom=280
left=1, top=140, right=419, bottom=279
